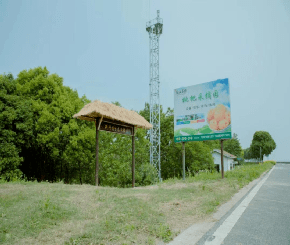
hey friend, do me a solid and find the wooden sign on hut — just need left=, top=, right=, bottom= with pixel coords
left=73, top=100, right=152, bottom=187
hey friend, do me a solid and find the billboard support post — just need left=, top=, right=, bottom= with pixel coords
left=221, top=139, right=224, bottom=179
left=182, top=142, right=185, bottom=180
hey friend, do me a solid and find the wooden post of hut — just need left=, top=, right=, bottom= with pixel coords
left=95, top=118, right=100, bottom=185
left=73, top=100, right=152, bottom=187
left=132, top=126, right=135, bottom=187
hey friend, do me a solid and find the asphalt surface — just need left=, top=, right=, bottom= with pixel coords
left=198, top=163, right=290, bottom=245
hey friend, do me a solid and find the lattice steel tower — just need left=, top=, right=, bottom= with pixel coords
left=146, top=10, right=163, bottom=181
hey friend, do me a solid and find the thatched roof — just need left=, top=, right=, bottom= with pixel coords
left=73, top=100, right=152, bottom=129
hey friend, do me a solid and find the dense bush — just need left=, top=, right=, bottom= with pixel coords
left=0, top=67, right=155, bottom=186
left=263, top=160, right=276, bottom=165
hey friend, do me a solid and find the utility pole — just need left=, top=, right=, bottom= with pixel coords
left=260, top=147, right=262, bottom=163
left=146, top=10, right=163, bottom=181
left=182, top=142, right=185, bottom=180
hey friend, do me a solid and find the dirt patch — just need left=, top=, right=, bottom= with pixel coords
left=159, top=200, right=205, bottom=232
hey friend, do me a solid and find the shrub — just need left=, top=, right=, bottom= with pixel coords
left=263, top=160, right=276, bottom=165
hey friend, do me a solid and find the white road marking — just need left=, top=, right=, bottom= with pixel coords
left=204, top=166, right=275, bottom=245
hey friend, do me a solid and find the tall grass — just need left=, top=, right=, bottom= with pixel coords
left=163, top=161, right=274, bottom=186
left=224, top=161, right=274, bottom=187
left=0, top=161, right=274, bottom=244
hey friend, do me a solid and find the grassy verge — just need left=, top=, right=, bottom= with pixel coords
left=0, top=161, right=274, bottom=245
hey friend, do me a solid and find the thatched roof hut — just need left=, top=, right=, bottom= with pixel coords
left=73, top=100, right=152, bottom=130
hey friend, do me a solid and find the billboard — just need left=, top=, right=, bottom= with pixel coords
left=174, top=78, right=232, bottom=142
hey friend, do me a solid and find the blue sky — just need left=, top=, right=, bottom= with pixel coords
left=1, top=0, right=290, bottom=161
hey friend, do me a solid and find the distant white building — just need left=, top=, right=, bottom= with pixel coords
left=212, top=149, right=237, bottom=172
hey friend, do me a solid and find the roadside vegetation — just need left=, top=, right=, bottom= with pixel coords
left=1, top=67, right=246, bottom=186
left=1, top=67, right=277, bottom=188
left=0, top=161, right=275, bottom=245
left=0, top=67, right=277, bottom=244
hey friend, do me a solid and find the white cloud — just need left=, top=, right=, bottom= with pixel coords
left=214, top=83, right=226, bottom=91
left=215, top=89, right=230, bottom=106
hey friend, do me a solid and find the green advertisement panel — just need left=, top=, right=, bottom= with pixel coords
left=174, top=78, right=232, bottom=142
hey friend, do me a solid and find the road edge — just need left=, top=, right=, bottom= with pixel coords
left=167, top=165, right=274, bottom=245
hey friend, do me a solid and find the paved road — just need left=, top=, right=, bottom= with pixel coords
left=198, top=163, right=290, bottom=245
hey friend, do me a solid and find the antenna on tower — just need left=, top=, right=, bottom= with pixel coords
left=146, top=10, right=163, bottom=181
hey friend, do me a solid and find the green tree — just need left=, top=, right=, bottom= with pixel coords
left=139, top=103, right=176, bottom=179
left=1, top=67, right=157, bottom=186
left=164, top=141, right=215, bottom=178
left=62, top=126, right=96, bottom=184
left=240, top=149, right=244, bottom=159
left=13, top=67, right=90, bottom=182
left=203, top=139, right=221, bottom=151
left=223, top=133, right=242, bottom=157
left=250, top=131, right=276, bottom=161
left=139, top=103, right=215, bottom=180
left=0, top=74, right=33, bottom=180
left=243, top=147, right=252, bottom=160
left=96, top=127, right=156, bottom=187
